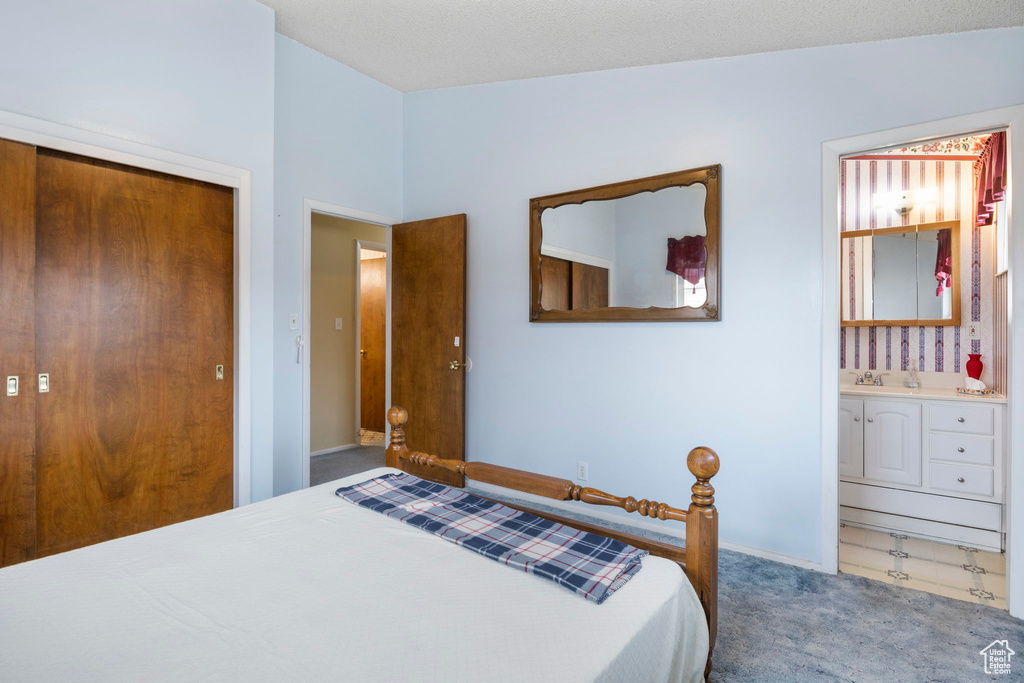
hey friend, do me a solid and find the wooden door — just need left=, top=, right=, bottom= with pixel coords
left=33, top=150, right=235, bottom=557
left=571, top=262, right=609, bottom=310
left=359, top=255, right=387, bottom=432
left=540, top=256, right=570, bottom=311
left=838, top=398, right=864, bottom=478
left=863, top=400, right=922, bottom=487
left=391, top=215, right=466, bottom=487
left=0, top=139, right=37, bottom=567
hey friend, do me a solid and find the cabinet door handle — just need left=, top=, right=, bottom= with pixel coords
left=853, top=417, right=860, bottom=422
left=957, top=417, right=965, bottom=423
left=866, top=417, right=873, bottom=423
left=958, top=447, right=965, bottom=453
left=957, top=477, right=965, bottom=483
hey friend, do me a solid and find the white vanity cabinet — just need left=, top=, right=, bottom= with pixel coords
left=838, top=399, right=864, bottom=478
left=839, top=390, right=1006, bottom=550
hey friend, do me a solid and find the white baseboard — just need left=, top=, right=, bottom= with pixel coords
left=311, top=444, right=359, bottom=457
left=720, top=541, right=824, bottom=572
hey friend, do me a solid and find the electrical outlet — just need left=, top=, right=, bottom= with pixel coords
left=288, top=313, right=299, bottom=330
left=576, top=461, right=588, bottom=481
left=335, top=318, right=343, bottom=331
left=967, top=323, right=980, bottom=340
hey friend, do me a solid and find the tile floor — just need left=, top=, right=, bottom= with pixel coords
left=839, top=523, right=1006, bottom=609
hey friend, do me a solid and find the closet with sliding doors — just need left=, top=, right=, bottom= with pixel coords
left=0, top=138, right=235, bottom=568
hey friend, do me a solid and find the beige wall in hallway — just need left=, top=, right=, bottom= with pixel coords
left=311, top=213, right=387, bottom=453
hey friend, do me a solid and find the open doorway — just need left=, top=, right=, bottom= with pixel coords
left=308, top=213, right=390, bottom=484
left=832, top=130, right=1011, bottom=608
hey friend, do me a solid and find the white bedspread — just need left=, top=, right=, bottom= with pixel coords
left=0, top=468, right=708, bottom=682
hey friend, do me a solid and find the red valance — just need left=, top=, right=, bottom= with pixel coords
left=666, top=235, right=706, bottom=286
left=975, top=131, right=1007, bottom=227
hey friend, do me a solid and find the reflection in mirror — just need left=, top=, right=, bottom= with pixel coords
left=539, top=184, right=708, bottom=311
left=841, top=220, right=958, bottom=325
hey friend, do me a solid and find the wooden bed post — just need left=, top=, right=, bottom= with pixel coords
left=685, top=446, right=720, bottom=683
left=385, top=406, right=409, bottom=470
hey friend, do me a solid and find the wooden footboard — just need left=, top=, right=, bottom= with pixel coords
left=384, top=406, right=720, bottom=682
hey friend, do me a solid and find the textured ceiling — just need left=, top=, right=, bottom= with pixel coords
left=260, top=0, right=1023, bottom=92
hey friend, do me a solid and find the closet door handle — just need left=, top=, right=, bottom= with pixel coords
left=38, top=373, right=49, bottom=393
left=6, top=376, right=17, bottom=396
left=958, top=447, right=965, bottom=453
left=957, top=417, right=966, bottom=423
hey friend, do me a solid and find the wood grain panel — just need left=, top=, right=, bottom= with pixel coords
left=0, top=138, right=37, bottom=567
left=359, top=256, right=387, bottom=432
left=34, top=150, right=234, bottom=557
left=571, top=261, right=609, bottom=310
left=390, top=215, right=466, bottom=487
left=539, top=256, right=570, bottom=311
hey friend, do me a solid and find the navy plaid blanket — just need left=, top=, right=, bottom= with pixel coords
left=336, top=473, right=647, bottom=604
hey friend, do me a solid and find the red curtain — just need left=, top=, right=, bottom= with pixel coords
left=975, top=131, right=1007, bottom=227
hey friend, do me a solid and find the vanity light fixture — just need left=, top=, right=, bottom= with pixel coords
left=873, top=188, right=937, bottom=217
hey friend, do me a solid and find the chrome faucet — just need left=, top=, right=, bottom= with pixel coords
left=863, top=371, right=873, bottom=384
left=873, top=372, right=888, bottom=386
left=848, top=371, right=865, bottom=385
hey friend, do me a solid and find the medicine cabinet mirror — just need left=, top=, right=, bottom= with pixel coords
left=841, top=219, right=961, bottom=326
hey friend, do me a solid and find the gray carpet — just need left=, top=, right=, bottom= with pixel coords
left=310, top=446, right=386, bottom=485
left=470, top=488, right=1024, bottom=682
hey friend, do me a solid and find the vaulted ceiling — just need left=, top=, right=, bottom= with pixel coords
left=259, top=0, right=1023, bottom=92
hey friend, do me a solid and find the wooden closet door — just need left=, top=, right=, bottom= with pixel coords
left=34, top=150, right=235, bottom=557
left=0, top=139, right=37, bottom=567
left=359, top=256, right=387, bottom=433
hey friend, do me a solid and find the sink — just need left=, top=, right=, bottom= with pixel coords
left=842, top=384, right=918, bottom=394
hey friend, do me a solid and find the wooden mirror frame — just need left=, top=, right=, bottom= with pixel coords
left=841, top=219, right=961, bottom=327
left=529, top=165, right=722, bottom=322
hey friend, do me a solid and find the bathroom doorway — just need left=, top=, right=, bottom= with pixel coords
left=829, top=127, right=1012, bottom=609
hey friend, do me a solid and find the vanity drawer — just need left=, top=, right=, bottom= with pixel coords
left=928, top=404, right=994, bottom=435
left=929, top=434, right=995, bottom=466
left=928, top=462, right=994, bottom=498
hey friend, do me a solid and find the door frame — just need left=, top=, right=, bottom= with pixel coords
left=354, top=240, right=388, bottom=436
left=0, top=108, right=254, bottom=506
left=302, top=199, right=400, bottom=488
left=821, top=104, right=1023, bottom=616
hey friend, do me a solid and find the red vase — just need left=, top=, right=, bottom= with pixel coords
left=966, top=354, right=984, bottom=380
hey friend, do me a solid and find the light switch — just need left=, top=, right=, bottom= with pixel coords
left=6, top=376, right=18, bottom=397
left=288, top=313, right=299, bottom=330
left=38, top=373, right=49, bottom=393
left=454, top=336, right=460, bottom=347
left=335, top=318, right=343, bottom=331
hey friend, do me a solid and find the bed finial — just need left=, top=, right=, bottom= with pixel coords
left=687, top=447, right=719, bottom=507
left=386, top=406, right=409, bottom=469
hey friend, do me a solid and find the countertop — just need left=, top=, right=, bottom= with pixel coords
left=840, top=384, right=1007, bottom=403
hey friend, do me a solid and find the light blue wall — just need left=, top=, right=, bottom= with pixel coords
left=0, top=0, right=278, bottom=501
left=273, top=35, right=403, bottom=495
left=402, top=28, right=1024, bottom=564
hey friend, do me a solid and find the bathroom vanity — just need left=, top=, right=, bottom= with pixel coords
left=839, top=384, right=1006, bottom=550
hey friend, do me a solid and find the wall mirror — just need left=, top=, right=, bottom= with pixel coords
left=530, top=165, right=721, bottom=322
left=841, top=219, right=960, bottom=326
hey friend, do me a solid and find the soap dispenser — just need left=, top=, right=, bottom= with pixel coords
left=904, top=364, right=920, bottom=389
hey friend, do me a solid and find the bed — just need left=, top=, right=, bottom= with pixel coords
left=0, top=407, right=719, bottom=682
